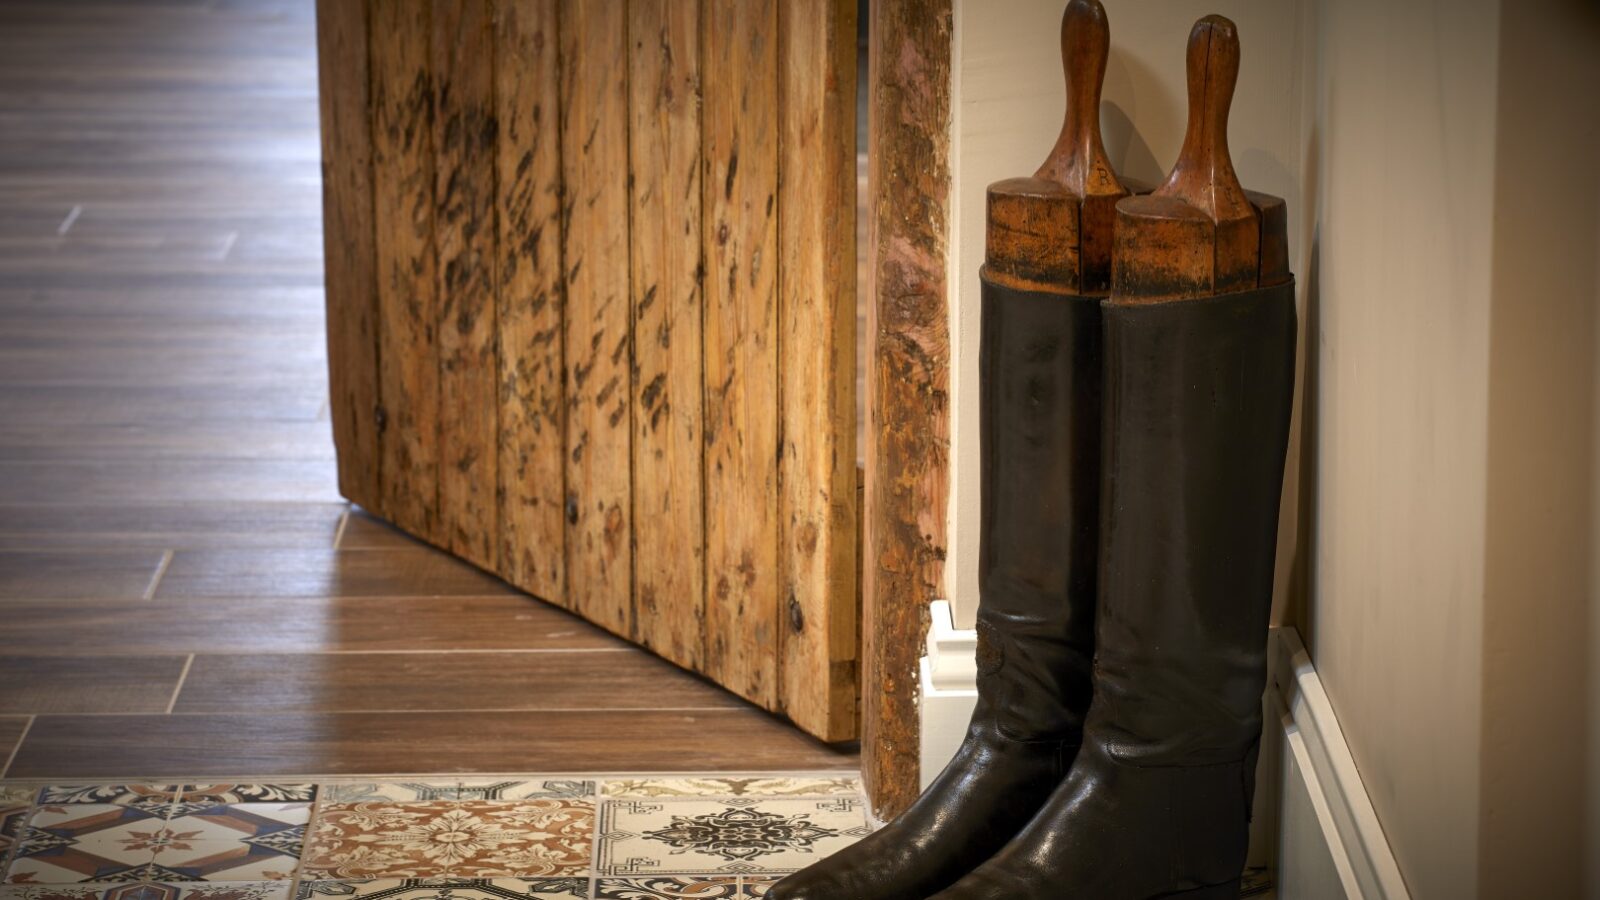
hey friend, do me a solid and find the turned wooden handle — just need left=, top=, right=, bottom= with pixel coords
left=1113, top=14, right=1261, bottom=302
left=1036, top=0, right=1111, bottom=192
left=1033, top=0, right=1126, bottom=293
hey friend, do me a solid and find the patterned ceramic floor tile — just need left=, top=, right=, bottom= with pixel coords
left=129, top=803, right=308, bottom=882
left=173, top=789, right=314, bottom=811
left=7, top=804, right=172, bottom=883
left=598, top=778, right=858, bottom=800
left=591, top=877, right=776, bottom=898
left=450, top=783, right=594, bottom=803
left=1, top=790, right=33, bottom=872
left=594, top=797, right=868, bottom=878
left=0, top=882, right=291, bottom=900
left=295, top=878, right=587, bottom=900
left=315, top=787, right=456, bottom=805
left=301, top=802, right=592, bottom=880
left=34, top=789, right=181, bottom=816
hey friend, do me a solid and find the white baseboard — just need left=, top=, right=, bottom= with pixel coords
left=1266, top=627, right=1410, bottom=899
left=918, top=600, right=979, bottom=790
left=916, top=603, right=1408, bottom=898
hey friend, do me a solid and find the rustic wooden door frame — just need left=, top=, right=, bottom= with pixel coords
left=861, top=0, right=954, bottom=819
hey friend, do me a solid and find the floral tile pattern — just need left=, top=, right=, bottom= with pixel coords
left=0, top=774, right=978, bottom=900
left=594, top=798, right=868, bottom=877
left=591, top=877, right=773, bottom=898
left=295, top=878, right=586, bottom=900
left=34, top=790, right=181, bottom=815
left=300, top=802, right=591, bottom=879
left=314, top=789, right=450, bottom=806
left=599, top=779, right=854, bottom=801
left=0, top=883, right=291, bottom=900
left=451, top=784, right=593, bottom=804
left=8, top=803, right=172, bottom=883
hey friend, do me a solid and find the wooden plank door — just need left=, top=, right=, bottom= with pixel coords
left=317, top=0, right=859, bottom=742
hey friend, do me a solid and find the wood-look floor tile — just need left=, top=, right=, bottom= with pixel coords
left=0, top=502, right=348, bottom=550
left=0, top=460, right=339, bottom=504
left=0, top=384, right=326, bottom=425
left=7, top=710, right=858, bottom=778
left=0, top=549, right=164, bottom=600
left=155, top=548, right=517, bottom=599
left=0, top=655, right=187, bottom=714
left=173, top=651, right=746, bottom=714
left=0, top=715, right=27, bottom=774
left=336, top=510, right=425, bottom=550
left=0, top=595, right=623, bottom=654
left=0, top=421, right=336, bottom=462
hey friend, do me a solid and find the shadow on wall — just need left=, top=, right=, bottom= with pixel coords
left=1478, top=0, right=1600, bottom=893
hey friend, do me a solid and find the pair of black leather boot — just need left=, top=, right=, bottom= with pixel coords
left=770, top=4, right=1296, bottom=899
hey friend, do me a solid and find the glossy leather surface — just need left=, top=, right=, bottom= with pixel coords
left=770, top=275, right=1102, bottom=900
left=933, top=280, right=1297, bottom=900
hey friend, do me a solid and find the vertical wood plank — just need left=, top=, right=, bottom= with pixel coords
left=494, top=0, right=566, bottom=603
left=627, top=0, right=705, bottom=668
left=316, top=0, right=383, bottom=513
left=702, top=0, right=781, bottom=708
left=778, top=0, right=858, bottom=741
left=560, top=0, right=632, bottom=634
left=431, top=0, right=499, bottom=569
left=864, top=0, right=953, bottom=818
left=370, top=1, right=440, bottom=541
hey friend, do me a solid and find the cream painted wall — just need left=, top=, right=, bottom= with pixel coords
left=945, top=0, right=1600, bottom=894
left=1310, top=1, right=1499, bottom=895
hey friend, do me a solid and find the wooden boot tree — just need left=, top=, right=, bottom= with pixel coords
left=985, top=0, right=1130, bottom=294
left=1112, top=15, right=1285, bottom=302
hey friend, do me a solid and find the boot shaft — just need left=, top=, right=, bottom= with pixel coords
left=976, top=272, right=1103, bottom=742
left=1091, top=280, right=1296, bottom=765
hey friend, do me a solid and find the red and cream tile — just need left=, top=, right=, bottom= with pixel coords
left=299, top=801, right=591, bottom=880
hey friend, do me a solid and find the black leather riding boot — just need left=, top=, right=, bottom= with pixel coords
left=931, top=280, right=1296, bottom=900
left=769, top=271, right=1102, bottom=900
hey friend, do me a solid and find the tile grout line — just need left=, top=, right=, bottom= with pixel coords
left=1, top=715, right=34, bottom=779
left=331, top=508, right=351, bottom=549
left=142, top=549, right=175, bottom=600
left=56, top=204, right=82, bottom=236
left=165, top=654, right=195, bottom=714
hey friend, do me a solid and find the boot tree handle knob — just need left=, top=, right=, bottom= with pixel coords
left=1112, top=14, right=1261, bottom=302
left=1035, top=0, right=1113, bottom=195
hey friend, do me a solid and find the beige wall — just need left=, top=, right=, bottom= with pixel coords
left=947, top=0, right=1600, bottom=895
left=1310, top=1, right=1498, bottom=895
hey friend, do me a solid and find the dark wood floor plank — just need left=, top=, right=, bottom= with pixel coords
left=0, top=595, right=624, bottom=655
left=8, top=710, right=856, bottom=778
left=0, top=655, right=187, bottom=714
left=0, top=716, right=28, bottom=775
left=155, top=548, right=517, bottom=599
left=0, top=460, right=339, bottom=505
left=0, top=422, right=336, bottom=462
left=0, top=549, right=165, bottom=600
left=174, top=650, right=744, bottom=714
left=0, top=502, right=346, bottom=551
left=337, top=509, right=428, bottom=551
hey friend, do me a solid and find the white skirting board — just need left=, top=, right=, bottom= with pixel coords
left=917, top=601, right=1410, bottom=899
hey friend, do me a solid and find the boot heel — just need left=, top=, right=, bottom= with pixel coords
left=1159, top=879, right=1241, bottom=899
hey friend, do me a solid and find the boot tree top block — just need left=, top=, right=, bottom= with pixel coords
left=1112, top=14, right=1262, bottom=304
left=986, top=0, right=1128, bottom=295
